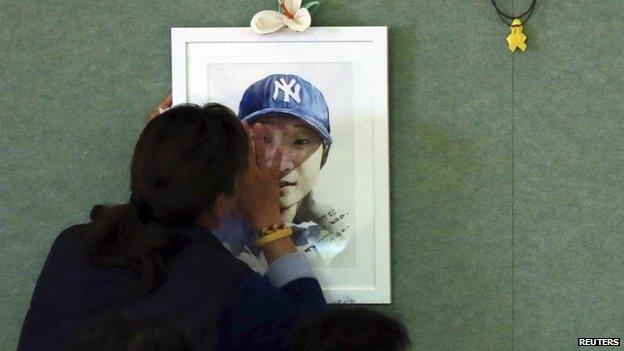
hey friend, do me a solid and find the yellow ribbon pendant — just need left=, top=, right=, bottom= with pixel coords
left=507, top=18, right=527, bottom=52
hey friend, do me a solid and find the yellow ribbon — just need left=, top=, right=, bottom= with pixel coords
left=507, top=18, right=527, bottom=52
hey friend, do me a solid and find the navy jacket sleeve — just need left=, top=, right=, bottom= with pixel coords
left=218, top=272, right=326, bottom=351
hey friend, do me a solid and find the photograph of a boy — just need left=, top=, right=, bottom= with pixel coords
left=214, top=74, right=352, bottom=270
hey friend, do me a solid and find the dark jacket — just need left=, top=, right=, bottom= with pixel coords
left=18, top=224, right=325, bottom=350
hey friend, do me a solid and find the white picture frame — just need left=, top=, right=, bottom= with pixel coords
left=171, top=27, right=389, bottom=303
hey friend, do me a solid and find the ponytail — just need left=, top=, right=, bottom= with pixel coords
left=84, top=202, right=173, bottom=294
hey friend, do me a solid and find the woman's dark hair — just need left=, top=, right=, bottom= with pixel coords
left=69, top=315, right=192, bottom=351
left=287, top=307, right=411, bottom=351
left=84, top=103, right=248, bottom=294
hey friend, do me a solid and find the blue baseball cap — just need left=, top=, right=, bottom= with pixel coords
left=238, top=74, right=332, bottom=145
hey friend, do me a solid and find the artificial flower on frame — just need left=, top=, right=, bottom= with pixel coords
left=251, top=0, right=320, bottom=34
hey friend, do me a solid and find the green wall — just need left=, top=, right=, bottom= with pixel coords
left=1, top=1, right=622, bottom=349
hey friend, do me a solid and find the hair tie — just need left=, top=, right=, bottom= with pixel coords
left=129, top=193, right=156, bottom=223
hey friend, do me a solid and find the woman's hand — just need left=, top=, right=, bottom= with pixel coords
left=146, top=93, right=172, bottom=122
left=235, top=122, right=284, bottom=232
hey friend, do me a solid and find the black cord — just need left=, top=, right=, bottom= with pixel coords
left=492, top=0, right=537, bottom=27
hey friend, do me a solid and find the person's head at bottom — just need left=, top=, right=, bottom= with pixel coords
left=287, top=307, right=411, bottom=351
left=68, top=315, right=192, bottom=351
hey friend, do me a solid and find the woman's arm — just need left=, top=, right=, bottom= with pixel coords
left=218, top=259, right=326, bottom=351
left=221, top=123, right=325, bottom=349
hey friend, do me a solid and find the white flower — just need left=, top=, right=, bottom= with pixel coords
left=251, top=0, right=312, bottom=34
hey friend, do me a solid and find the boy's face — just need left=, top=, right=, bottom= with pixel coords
left=253, top=114, right=324, bottom=209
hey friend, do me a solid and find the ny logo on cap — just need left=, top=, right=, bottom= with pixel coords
left=272, top=77, right=301, bottom=104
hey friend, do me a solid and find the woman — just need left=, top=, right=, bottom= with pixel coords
left=18, top=100, right=325, bottom=350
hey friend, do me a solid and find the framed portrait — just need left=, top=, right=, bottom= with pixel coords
left=171, top=27, right=389, bottom=303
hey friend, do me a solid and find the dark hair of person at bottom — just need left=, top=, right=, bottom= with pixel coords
left=286, top=306, right=411, bottom=351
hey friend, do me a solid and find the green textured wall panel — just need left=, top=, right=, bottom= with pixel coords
left=513, top=1, right=624, bottom=350
left=358, top=1, right=514, bottom=350
left=1, top=1, right=622, bottom=350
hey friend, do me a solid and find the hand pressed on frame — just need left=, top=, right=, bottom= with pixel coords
left=146, top=93, right=172, bottom=122
left=235, top=122, right=284, bottom=232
